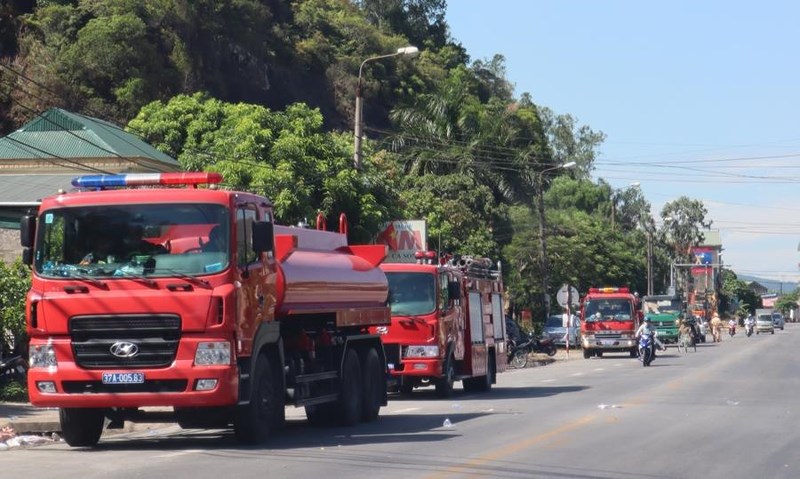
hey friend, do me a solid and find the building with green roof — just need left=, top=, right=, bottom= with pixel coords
left=0, top=108, right=179, bottom=261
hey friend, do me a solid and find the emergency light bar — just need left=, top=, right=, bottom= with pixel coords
left=589, top=287, right=630, bottom=294
left=72, top=172, right=223, bottom=189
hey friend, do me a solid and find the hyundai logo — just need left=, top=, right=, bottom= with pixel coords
left=110, top=341, right=140, bottom=358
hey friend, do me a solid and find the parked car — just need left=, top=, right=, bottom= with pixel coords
left=772, top=312, right=785, bottom=330
left=543, top=313, right=580, bottom=347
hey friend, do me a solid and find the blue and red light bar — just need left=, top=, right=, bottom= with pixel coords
left=72, top=172, right=223, bottom=189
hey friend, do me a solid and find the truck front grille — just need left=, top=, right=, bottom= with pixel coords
left=69, top=315, right=181, bottom=369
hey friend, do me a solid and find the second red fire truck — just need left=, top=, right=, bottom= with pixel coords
left=372, top=251, right=507, bottom=397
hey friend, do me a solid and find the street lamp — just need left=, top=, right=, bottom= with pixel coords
left=354, top=46, right=420, bottom=170
left=610, top=182, right=640, bottom=231
left=536, top=161, right=576, bottom=318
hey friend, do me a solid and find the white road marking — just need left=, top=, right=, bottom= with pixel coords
left=390, top=407, right=422, bottom=414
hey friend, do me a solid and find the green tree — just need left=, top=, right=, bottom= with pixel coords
left=660, top=196, right=712, bottom=265
left=399, top=173, right=504, bottom=259
left=774, top=289, right=799, bottom=316
left=129, top=93, right=399, bottom=243
left=535, top=105, right=606, bottom=180
left=0, top=259, right=30, bottom=357
left=720, top=269, right=762, bottom=316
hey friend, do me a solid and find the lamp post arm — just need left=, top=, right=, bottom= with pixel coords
left=353, top=52, right=404, bottom=170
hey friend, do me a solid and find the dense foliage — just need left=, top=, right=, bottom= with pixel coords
left=0, top=0, right=732, bottom=331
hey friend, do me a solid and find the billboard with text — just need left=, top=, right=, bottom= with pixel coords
left=376, top=220, right=427, bottom=263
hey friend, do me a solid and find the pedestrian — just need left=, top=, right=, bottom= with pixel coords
left=710, top=313, right=723, bottom=342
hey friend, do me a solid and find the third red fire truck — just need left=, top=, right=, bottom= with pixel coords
left=372, top=252, right=506, bottom=397
left=580, top=287, right=641, bottom=359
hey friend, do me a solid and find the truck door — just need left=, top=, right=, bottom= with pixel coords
left=234, top=202, right=276, bottom=356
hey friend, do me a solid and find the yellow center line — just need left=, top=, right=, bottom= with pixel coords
left=425, top=415, right=595, bottom=478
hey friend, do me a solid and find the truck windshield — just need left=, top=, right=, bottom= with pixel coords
left=34, top=203, right=230, bottom=279
left=643, top=298, right=681, bottom=315
left=584, top=299, right=633, bottom=321
left=386, top=272, right=436, bottom=316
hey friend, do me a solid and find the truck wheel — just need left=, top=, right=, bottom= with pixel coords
left=361, top=347, right=384, bottom=422
left=60, top=407, right=105, bottom=447
left=463, top=354, right=493, bottom=393
left=629, top=350, right=637, bottom=358
left=335, top=349, right=363, bottom=426
left=583, top=349, right=591, bottom=359
left=435, top=354, right=456, bottom=398
left=234, top=352, right=283, bottom=444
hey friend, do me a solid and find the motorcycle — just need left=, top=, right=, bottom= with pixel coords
left=638, top=334, right=654, bottom=367
left=531, top=335, right=557, bottom=357
left=728, top=324, right=736, bottom=337
left=0, top=355, right=27, bottom=388
left=745, top=321, right=754, bottom=337
left=507, top=332, right=557, bottom=368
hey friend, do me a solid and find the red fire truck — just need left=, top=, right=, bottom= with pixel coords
left=372, top=252, right=507, bottom=397
left=579, top=287, right=641, bottom=359
left=20, top=172, right=390, bottom=447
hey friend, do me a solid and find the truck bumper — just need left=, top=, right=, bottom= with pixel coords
left=581, top=337, right=637, bottom=351
left=388, top=358, right=444, bottom=378
left=27, top=337, right=239, bottom=409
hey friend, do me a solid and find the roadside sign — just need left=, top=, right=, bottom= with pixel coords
left=556, top=284, right=580, bottom=308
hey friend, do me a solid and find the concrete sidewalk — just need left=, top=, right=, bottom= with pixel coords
left=0, top=402, right=177, bottom=437
left=0, top=402, right=60, bottom=435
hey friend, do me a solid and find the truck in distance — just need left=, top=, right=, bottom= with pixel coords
left=580, top=287, right=641, bottom=359
left=641, top=294, right=682, bottom=345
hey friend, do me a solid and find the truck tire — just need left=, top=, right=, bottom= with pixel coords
left=335, top=349, right=363, bottom=426
left=234, top=352, right=283, bottom=444
left=361, top=347, right=384, bottom=422
left=60, top=407, right=105, bottom=447
left=583, top=349, right=591, bottom=359
left=463, top=354, right=493, bottom=393
left=435, top=354, right=456, bottom=398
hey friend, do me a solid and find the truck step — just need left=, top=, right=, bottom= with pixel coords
left=294, top=393, right=339, bottom=408
left=294, top=371, right=339, bottom=383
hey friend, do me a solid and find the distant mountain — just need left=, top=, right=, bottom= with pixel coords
left=738, top=275, right=798, bottom=295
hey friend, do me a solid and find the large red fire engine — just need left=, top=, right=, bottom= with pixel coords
left=579, top=287, right=641, bottom=359
left=20, top=172, right=390, bottom=447
left=371, top=251, right=507, bottom=397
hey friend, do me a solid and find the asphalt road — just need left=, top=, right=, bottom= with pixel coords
left=4, top=324, right=798, bottom=479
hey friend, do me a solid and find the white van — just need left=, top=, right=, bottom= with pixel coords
left=756, top=309, right=775, bottom=334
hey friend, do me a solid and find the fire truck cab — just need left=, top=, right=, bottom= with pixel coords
left=580, top=287, right=641, bottom=359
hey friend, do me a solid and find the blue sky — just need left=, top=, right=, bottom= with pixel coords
left=446, top=0, right=800, bottom=283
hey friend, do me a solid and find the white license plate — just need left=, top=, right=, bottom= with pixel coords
left=601, top=339, right=618, bottom=346
left=102, top=372, right=145, bottom=384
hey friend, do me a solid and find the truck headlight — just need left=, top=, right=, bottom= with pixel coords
left=404, top=345, right=439, bottom=358
left=30, top=344, right=57, bottom=368
left=194, top=342, right=231, bottom=366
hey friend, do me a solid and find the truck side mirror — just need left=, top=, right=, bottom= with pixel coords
left=20, top=214, right=35, bottom=248
left=448, top=281, right=461, bottom=300
left=252, top=221, right=274, bottom=254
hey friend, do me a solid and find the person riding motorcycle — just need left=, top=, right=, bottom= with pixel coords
left=635, top=317, right=664, bottom=360
left=744, top=315, right=755, bottom=336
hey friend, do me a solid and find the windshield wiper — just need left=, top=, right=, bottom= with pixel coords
left=114, top=270, right=158, bottom=288
left=153, top=268, right=212, bottom=289
left=65, top=271, right=108, bottom=289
